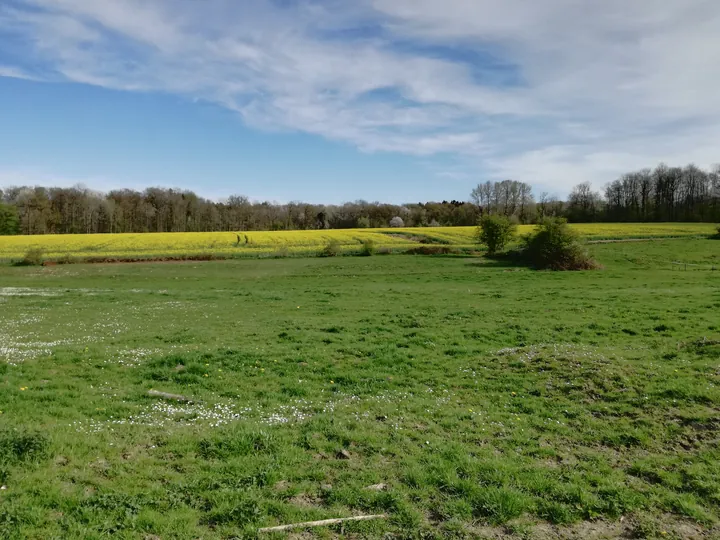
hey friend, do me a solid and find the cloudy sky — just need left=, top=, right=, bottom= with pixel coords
left=1, top=0, right=719, bottom=202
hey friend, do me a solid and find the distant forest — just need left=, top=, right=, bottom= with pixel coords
left=0, top=163, right=718, bottom=235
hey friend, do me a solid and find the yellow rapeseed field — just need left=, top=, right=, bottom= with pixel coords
left=0, top=223, right=714, bottom=261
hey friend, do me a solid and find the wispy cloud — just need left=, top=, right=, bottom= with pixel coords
left=1, top=0, right=719, bottom=192
left=0, top=65, right=41, bottom=81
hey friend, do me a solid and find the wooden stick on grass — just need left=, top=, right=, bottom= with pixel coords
left=258, top=514, right=388, bottom=533
left=147, top=389, right=194, bottom=402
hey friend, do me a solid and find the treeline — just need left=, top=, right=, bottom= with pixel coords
left=0, top=162, right=718, bottom=235
left=0, top=186, right=478, bottom=235
left=472, top=164, right=720, bottom=224
left=601, top=164, right=720, bottom=222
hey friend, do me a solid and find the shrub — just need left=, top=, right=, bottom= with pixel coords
left=714, top=225, right=720, bottom=239
left=522, top=218, right=598, bottom=270
left=389, top=216, right=404, bottom=228
left=320, top=239, right=341, bottom=257
left=357, top=216, right=371, bottom=228
left=360, top=239, right=375, bottom=256
left=476, top=215, right=517, bottom=256
left=16, top=248, right=45, bottom=266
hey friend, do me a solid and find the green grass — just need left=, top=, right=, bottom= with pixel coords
left=0, top=239, right=719, bottom=538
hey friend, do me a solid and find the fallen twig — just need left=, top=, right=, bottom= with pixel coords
left=258, top=514, right=388, bottom=533
left=147, top=389, right=194, bottom=402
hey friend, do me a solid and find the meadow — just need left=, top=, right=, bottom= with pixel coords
left=1, top=238, right=719, bottom=538
left=0, top=222, right=715, bottom=262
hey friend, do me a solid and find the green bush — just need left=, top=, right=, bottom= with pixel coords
left=522, top=218, right=598, bottom=270
left=16, top=248, right=45, bottom=266
left=360, top=239, right=376, bottom=256
left=476, top=215, right=517, bottom=256
left=320, top=239, right=341, bottom=257
left=714, top=225, right=720, bottom=239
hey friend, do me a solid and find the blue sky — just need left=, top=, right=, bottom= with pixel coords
left=1, top=0, right=719, bottom=203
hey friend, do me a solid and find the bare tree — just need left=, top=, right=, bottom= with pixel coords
left=567, top=182, right=603, bottom=222
left=470, top=180, right=534, bottom=222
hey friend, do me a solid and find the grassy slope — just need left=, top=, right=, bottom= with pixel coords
left=1, top=239, right=719, bottom=538
left=0, top=223, right=716, bottom=261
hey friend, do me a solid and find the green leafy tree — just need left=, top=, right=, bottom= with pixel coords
left=476, top=214, right=516, bottom=255
left=0, top=202, right=19, bottom=235
left=522, top=218, right=597, bottom=270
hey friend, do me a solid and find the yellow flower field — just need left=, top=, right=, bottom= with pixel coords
left=0, top=223, right=714, bottom=261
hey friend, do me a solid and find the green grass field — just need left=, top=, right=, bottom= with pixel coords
left=1, top=239, right=719, bottom=538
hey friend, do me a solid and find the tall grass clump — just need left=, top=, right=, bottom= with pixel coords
left=320, top=238, right=341, bottom=257
left=0, top=429, right=50, bottom=464
left=522, top=218, right=598, bottom=270
left=476, top=215, right=516, bottom=256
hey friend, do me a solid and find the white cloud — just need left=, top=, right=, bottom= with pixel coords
left=487, top=123, right=720, bottom=193
left=0, top=66, right=39, bottom=80
left=1, top=0, right=719, bottom=192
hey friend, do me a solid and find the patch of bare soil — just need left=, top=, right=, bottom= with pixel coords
left=466, top=514, right=713, bottom=539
